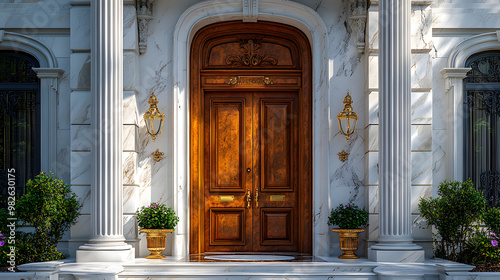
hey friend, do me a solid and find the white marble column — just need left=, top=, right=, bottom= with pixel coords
left=369, top=0, right=424, bottom=262
left=76, top=0, right=133, bottom=262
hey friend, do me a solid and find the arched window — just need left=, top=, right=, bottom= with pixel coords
left=0, top=51, right=40, bottom=206
left=464, top=51, right=500, bottom=207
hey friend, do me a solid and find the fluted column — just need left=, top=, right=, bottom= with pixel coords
left=369, top=0, right=424, bottom=262
left=76, top=0, right=133, bottom=262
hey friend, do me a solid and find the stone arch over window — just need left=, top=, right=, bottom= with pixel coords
left=441, top=31, right=500, bottom=181
left=171, top=0, right=330, bottom=257
left=0, top=31, right=63, bottom=174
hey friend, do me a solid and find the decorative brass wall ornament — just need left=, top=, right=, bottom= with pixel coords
left=226, top=76, right=274, bottom=86
left=152, top=149, right=164, bottom=162
left=338, top=149, right=350, bottom=162
left=144, top=91, right=165, bottom=162
left=225, top=38, right=278, bottom=67
left=337, top=90, right=358, bottom=162
left=144, top=91, right=165, bottom=141
left=337, top=90, right=358, bottom=142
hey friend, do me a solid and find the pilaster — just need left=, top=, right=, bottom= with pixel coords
left=369, top=0, right=424, bottom=262
left=32, top=68, right=64, bottom=174
left=440, top=68, right=471, bottom=181
left=77, top=0, right=133, bottom=262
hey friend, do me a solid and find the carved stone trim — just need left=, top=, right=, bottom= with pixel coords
left=350, top=0, right=367, bottom=54
left=225, top=38, right=278, bottom=67
left=243, top=0, right=259, bottom=22
left=137, top=0, right=155, bottom=54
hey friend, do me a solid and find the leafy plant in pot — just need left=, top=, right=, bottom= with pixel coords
left=136, top=202, right=179, bottom=259
left=328, top=203, right=369, bottom=259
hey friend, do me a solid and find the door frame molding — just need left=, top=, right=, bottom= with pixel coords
left=172, top=0, right=331, bottom=257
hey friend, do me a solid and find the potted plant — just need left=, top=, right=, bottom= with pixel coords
left=136, top=202, right=179, bottom=259
left=328, top=202, right=369, bottom=259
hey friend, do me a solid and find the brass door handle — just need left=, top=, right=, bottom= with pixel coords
left=255, top=189, right=259, bottom=208
left=246, top=189, right=251, bottom=209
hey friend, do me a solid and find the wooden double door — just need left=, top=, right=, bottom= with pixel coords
left=204, top=91, right=299, bottom=252
left=190, top=21, right=312, bottom=254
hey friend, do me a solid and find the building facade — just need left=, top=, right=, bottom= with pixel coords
left=0, top=0, right=499, bottom=262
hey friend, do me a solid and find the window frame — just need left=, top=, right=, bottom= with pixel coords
left=463, top=51, right=500, bottom=206
left=0, top=50, right=41, bottom=202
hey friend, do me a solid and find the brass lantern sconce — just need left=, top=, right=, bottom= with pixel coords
left=144, top=91, right=165, bottom=162
left=337, top=90, right=358, bottom=162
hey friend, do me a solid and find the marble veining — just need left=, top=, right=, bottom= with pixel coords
left=411, top=53, right=433, bottom=89
left=411, top=125, right=432, bottom=151
left=70, top=91, right=91, bottom=125
left=70, top=53, right=91, bottom=90
left=70, top=151, right=91, bottom=185
left=411, top=152, right=433, bottom=185
left=123, top=152, right=138, bottom=185
left=70, top=6, right=91, bottom=51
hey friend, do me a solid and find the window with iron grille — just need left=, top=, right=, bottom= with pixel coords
left=464, top=51, right=500, bottom=207
left=0, top=51, right=41, bottom=208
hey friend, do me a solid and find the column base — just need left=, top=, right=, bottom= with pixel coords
left=368, top=247, right=424, bottom=263
left=77, top=246, right=135, bottom=263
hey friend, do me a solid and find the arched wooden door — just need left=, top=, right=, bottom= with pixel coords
left=190, top=21, right=312, bottom=254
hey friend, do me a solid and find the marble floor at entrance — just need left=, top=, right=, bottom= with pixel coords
left=13, top=256, right=479, bottom=280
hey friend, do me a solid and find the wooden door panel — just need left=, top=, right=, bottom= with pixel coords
left=210, top=208, right=246, bottom=245
left=260, top=208, right=293, bottom=246
left=209, top=99, right=245, bottom=191
left=260, top=99, right=295, bottom=191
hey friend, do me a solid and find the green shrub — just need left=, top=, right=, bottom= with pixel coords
left=418, top=180, right=486, bottom=262
left=136, top=202, right=179, bottom=229
left=13, top=172, right=81, bottom=264
left=327, top=203, right=369, bottom=229
left=484, top=207, right=500, bottom=235
left=459, top=230, right=500, bottom=266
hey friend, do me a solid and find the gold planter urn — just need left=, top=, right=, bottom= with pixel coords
left=140, top=229, right=173, bottom=259
left=332, top=228, right=364, bottom=259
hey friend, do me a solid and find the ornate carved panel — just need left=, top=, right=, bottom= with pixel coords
left=202, top=34, right=300, bottom=69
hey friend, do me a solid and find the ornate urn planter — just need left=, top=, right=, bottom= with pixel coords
left=139, top=228, right=173, bottom=259
left=332, top=228, right=364, bottom=259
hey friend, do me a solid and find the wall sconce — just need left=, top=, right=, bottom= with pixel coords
left=144, top=91, right=165, bottom=162
left=337, top=90, right=358, bottom=162
left=144, top=91, right=165, bottom=141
